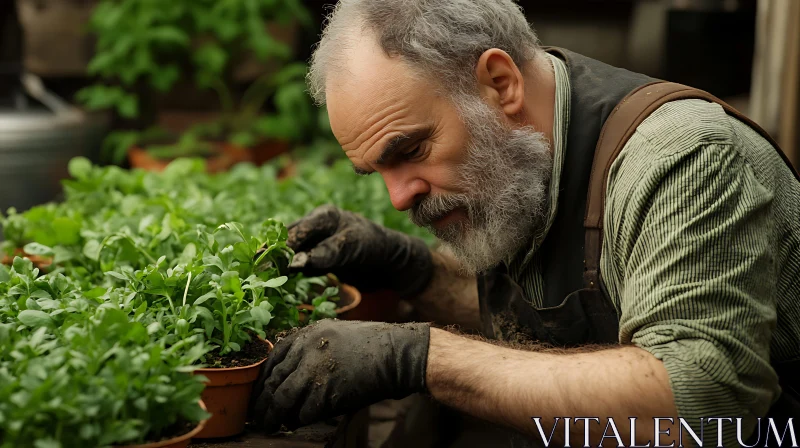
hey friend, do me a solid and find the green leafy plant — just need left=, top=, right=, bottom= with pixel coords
left=0, top=258, right=210, bottom=448
left=76, top=0, right=318, bottom=164
left=0, top=152, right=439, bottom=447
left=199, top=62, right=318, bottom=149
left=78, top=0, right=310, bottom=119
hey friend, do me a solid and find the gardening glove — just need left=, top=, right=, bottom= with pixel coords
left=286, top=204, right=434, bottom=298
left=251, top=319, right=430, bottom=432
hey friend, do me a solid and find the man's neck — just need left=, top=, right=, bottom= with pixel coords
left=521, top=53, right=557, bottom=153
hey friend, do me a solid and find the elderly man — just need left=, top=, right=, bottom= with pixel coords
left=252, top=0, right=800, bottom=446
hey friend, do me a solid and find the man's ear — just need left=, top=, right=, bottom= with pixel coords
left=475, top=49, right=525, bottom=118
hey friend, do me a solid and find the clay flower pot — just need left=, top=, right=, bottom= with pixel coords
left=1, top=248, right=52, bottom=270
left=118, top=401, right=208, bottom=448
left=193, top=339, right=274, bottom=439
left=128, top=143, right=253, bottom=173
left=225, top=140, right=291, bottom=166
left=297, top=283, right=362, bottom=323
left=341, top=289, right=404, bottom=322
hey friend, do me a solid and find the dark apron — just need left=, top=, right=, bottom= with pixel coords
left=477, top=269, right=619, bottom=346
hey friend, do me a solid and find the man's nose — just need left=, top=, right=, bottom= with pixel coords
left=382, top=169, right=430, bottom=211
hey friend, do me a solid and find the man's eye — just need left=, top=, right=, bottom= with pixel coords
left=405, top=146, right=422, bottom=159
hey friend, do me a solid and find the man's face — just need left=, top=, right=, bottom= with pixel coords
left=327, top=39, right=553, bottom=272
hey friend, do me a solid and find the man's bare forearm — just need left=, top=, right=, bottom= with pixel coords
left=425, top=328, right=678, bottom=444
left=412, top=250, right=481, bottom=330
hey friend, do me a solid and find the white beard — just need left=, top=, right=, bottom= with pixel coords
left=408, top=96, right=553, bottom=273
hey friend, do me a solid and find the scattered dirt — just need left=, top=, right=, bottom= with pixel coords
left=206, top=338, right=271, bottom=368
left=310, top=333, right=336, bottom=389
left=273, top=326, right=301, bottom=342
left=441, top=323, right=614, bottom=354
left=442, top=320, right=553, bottom=352
left=490, top=311, right=540, bottom=346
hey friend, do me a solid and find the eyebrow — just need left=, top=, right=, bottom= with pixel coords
left=376, top=128, right=429, bottom=165
left=353, top=165, right=370, bottom=176
left=351, top=127, right=431, bottom=176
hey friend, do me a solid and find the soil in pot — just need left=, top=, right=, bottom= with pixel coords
left=193, top=338, right=273, bottom=439
left=118, top=401, right=208, bottom=448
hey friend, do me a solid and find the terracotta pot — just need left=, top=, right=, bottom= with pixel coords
left=1, top=248, right=52, bottom=270
left=277, top=159, right=297, bottom=179
left=118, top=401, right=208, bottom=448
left=297, top=283, right=362, bottom=323
left=223, top=140, right=291, bottom=166
left=341, top=289, right=404, bottom=323
left=128, top=143, right=253, bottom=173
left=193, top=339, right=274, bottom=439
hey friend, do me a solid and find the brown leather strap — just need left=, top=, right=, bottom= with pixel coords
left=583, top=81, right=800, bottom=290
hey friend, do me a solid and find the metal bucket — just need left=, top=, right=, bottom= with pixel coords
left=0, top=73, right=108, bottom=215
left=0, top=109, right=107, bottom=213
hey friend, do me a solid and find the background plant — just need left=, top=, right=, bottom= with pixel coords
left=76, top=0, right=319, bottom=164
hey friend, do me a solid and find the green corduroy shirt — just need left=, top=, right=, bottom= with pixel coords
left=508, top=53, right=800, bottom=443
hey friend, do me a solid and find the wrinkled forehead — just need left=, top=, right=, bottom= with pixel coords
left=325, top=36, right=429, bottom=145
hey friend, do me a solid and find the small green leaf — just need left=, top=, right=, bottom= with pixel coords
left=264, top=276, right=288, bottom=288
left=18, top=310, right=54, bottom=328
left=176, top=318, right=188, bottom=333
left=105, top=271, right=128, bottom=281
left=52, top=246, right=76, bottom=264
left=84, top=287, right=108, bottom=299
left=82, top=240, right=102, bottom=261
left=193, top=291, right=216, bottom=306
left=23, top=242, right=54, bottom=256
left=147, top=322, right=162, bottom=335
left=250, top=306, right=272, bottom=325
left=117, top=94, right=139, bottom=119
left=34, top=439, right=61, bottom=448
left=68, top=157, right=92, bottom=180
left=29, top=290, right=53, bottom=300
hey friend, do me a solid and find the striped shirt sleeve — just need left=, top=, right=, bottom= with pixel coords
left=602, top=101, right=782, bottom=444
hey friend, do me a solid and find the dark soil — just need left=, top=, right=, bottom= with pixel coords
left=206, top=338, right=271, bottom=368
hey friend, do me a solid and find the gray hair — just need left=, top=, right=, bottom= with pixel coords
left=307, top=0, right=542, bottom=105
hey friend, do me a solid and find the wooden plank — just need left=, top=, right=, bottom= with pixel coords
left=190, top=422, right=339, bottom=448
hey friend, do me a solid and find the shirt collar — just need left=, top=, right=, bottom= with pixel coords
left=505, top=51, right=571, bottom=272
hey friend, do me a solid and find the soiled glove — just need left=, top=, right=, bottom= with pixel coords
left=251, top=319, right=430, bottom=432
left=286, top=205, right=434, bottom=297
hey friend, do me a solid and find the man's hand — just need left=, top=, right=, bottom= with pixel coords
left=286, top=205, right=434, bottom=297
left=251, top=319, right=430, bottom=432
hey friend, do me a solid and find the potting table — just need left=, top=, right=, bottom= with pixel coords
left=189, top=423, right=337, bottom=448
left=189, top=412, right=369, bottom=448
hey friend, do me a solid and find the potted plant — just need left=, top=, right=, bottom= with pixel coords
left=175, top=221, right=291, bottom=438
left=96, top=218, right=340, bottom=438
left=76, top=0, right=317, bottom=170
left=0, top=258, right=211, bottom=448
left=122, top=128, right=254, bottom=173
left=211, top=63, right=319, bottom=165
left=288, top=274, right=362, bottom=323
